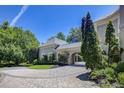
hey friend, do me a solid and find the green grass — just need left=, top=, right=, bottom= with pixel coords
left=19, top=63, right=33, bottom=67
left=28, top=65, right=54, bottom=69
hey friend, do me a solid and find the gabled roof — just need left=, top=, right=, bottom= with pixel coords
left=41, top=37, right=68, bottom=47
left=57, top=42, right=81, bottom=50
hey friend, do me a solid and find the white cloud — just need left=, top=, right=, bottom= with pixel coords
left=10, top=5, right=29, bottom=26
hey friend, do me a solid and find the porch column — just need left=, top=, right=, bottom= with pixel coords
left=68, top=52, right=72, bottom=64
left=76, top=54, right=78, bottom=62
left=56, top=52, right=59, bottom=61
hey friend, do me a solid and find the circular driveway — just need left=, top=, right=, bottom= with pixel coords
left=0, top=65, right=99, bottom=88
left=0, top=65, right=88, bottom=78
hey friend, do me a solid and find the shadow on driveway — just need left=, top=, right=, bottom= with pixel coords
left=69, top=64, right=85, bottom=67
left=76, top=72, right=90, bottom=81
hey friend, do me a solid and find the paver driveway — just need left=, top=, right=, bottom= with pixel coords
left=0, top=65, right=99, bottom=88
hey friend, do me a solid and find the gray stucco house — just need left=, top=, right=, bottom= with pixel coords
left=39, top=5, right=124, bottom=64
left=39, top=37, right=82, bottom=64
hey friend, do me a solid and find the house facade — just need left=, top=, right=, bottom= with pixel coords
left=94, top=5, right=124, bottom=61
left=39, top=38, right=82, bottom=64
left=39, top=5, right=124, bottom=64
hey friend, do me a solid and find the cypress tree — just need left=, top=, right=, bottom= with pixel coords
left=105, top=21, right=120, bottom=64
left=81, top=12, right=103, bottom=70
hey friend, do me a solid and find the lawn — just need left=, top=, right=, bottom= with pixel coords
left=0, top=63, right=56, bottom=69
left=20, top=63, right=33, bottom=67
left=28, top=65, right=55, bottom=69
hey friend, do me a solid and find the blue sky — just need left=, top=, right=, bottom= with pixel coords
left=0, top=5, right=119, bottom=43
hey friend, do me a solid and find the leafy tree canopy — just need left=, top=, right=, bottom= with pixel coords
left=66, top=27, right=82, bottom=43
left=48, top=32, right=66, bottom=41
left=0, top=21, right=40, bottom=65
left=56, top=32, right=65, bottom=40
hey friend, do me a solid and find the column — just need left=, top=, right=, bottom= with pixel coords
left=68, top=53, right=72, bottom=64
left=56, top=52, right=59, bottom=61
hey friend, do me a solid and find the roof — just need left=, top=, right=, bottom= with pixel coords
left=95, top=9, right=119, bottom=23
left=57, top=42, right=82, bottom=50
left=41, top=37, right=68, bottom=47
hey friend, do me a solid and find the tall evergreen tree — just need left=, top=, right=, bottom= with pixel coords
left=105, top=21, right=120, bottom=64
left=81, top=12, right=103, bottom=70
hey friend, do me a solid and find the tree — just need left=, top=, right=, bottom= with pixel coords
left=56, top=32, right=65, bottom=40
left=48, top=32, right=66, bottom=41
left=81, top=12, right=104, bottom=70
left=0, top=21, right=40, bottom=66
left=105, top=21, right=120, bottom=64
left=66, top=27, right=82, bottom=43
left=48, top=36, right=55, bottom=41
left=0, top=28, right=24, bottom=65
left=0, top=21, right=9, bottom=30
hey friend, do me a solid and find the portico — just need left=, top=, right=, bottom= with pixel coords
left=56, top=42, right=82, bottom=64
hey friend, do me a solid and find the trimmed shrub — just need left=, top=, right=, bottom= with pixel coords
left=90, top=69, right=105, bottom=80
left=100, top=79, right=112, bottom=88
left=111, top=63, right=118, bottom=69
left=118, top=72, right=124, bottom=86
left=32, top=59, right=38, bottom=65
left=116, top=62, right=124, bottom=73
left=104, top=67, right=115, bottom=82
left=90, top=67, right=116, bottom=83
left=58, top=52, right=69, bottom=64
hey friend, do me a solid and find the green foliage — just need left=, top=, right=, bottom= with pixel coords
left=19, top=63, right=33, bottom=67
left=32, top=59, right=38, bottom=65
left=105, top=21, right=116, bottom=44
left=81, top=12, right=104, bottom=70
left=56, top=32, right=65, bottom=40
left=66, top=27, right=82, bottom=43
left=48, top=32, right=66, bottom=41
left=104, top=67, right=116, bottom=82
left=28, top=48, right=39, bottom=63
left=0, top=21, right=40, bottom=66
left=118, top=72, right=124, bottom=86
left=32, top=53, right=57, bottom=65
left=111, top=63, right=118, bottom=69
left=90, top=69, right=105, bottom=80
left=105, top=21, right=120, bottom=64
left=0, top=21, right=9, bottom=30
left=102, top=55, right=109, bottom=68
left=90, top=67, right=116, bottom=82
left=100, top=79, right=112, bottom=88
left=58, top=52, right=69, bottom=64
left=29, top=65, right=54, bottom=69
left=115, top=62, right=124, bottom=73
